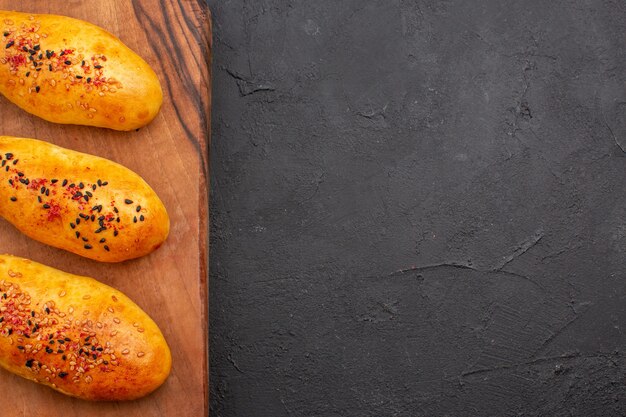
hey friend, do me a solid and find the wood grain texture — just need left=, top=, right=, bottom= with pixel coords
left=0, top=1, right=210, bottom=416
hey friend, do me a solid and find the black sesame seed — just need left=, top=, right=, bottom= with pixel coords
left=7, top=179, right=12, bottom=186
left=12, top=159, right=17, bottom=165
left=17, top=172, right=24, bottom=177
left=79, top=182, right=84, bottom=189
left=34, top=44, right=40, bottom=51
left=75, top=231, right=80, bottom=238
left=84, top=244, right=92, bottom=249
left=17, top=346, right=24, bottom=350
left=133, top=216, right=137, bottom=223
left=40, top=186, right=45, bottom=194
left=136, top=205, right=141, bottom=212
left=94, top=65, right=102, bottom=69
left=4, top=40, right=13, bottom=48
left=64, top=60, right=71, bottom=65
left=104, top=245, right=110, bottom=251
left=62, top=179, right=68, bottom=187
left=5, top=153, right=12, bottom=159
left=10, top=197, right=16, bottom=202
left=51, top=179, right=58, bottom=183
left=25, top=71, right=30, bottom=77
left=113, top=207, right=119, bottom=213
left=70, top=223, right=75, bottom=229
left=58, top=372, right=68, bottom=378
left=140, top=215, right=145, bottom=221
left=82, top=237, right=88, bottom=242
left=25, top=359, right=34, bottom=368
left=124, top=199, right=133, bottom=204
left=37, top=196, right=42, bottom=203
left=35, top=86, right=40, bottom=93
left=79, top=213, right=89, bottom=219
left=113, top=230, right=119, bottom=237
left=2, top=32, right=8, bottom=37
left=43, top=204, right=50, bottom=209
left=100, top=238, right=106, bottom=243
left=97, top=179, right=102, bottom=186
left=75, top=75, right=83, bottom=79
left=102, top=181, right=108, bottom=186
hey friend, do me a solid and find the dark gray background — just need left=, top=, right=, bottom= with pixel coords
left=207, top=1, right=626, bottom=416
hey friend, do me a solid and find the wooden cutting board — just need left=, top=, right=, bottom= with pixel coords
left=0, top=1, right=210, bottom=416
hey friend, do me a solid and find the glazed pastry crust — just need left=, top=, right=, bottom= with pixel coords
left=0, top=10, right=162, bottom=130
left=0, top=136, right=169, bottom=262
left=0, top=254, right=171, bottom=401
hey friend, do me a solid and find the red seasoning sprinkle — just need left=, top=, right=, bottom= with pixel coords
left=0, top=277, right=131, bottom=384
left=1, top=18, right=123, bottom=118
left=0, top=150, right=149, bottom=254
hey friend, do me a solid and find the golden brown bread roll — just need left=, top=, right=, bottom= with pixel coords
left=0, top=254, right=171, bottom=401
left=0, top=10, right=162, bottom=130
left=0, top=136, right=169, bottom=262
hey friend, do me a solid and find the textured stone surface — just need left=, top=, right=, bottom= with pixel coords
left=208, top=1, right=626, bottom=415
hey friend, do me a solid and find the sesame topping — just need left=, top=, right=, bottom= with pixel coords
left=0, top=278, right=127, bottom=384
left=1, top=21, right=122, bottom=101
left=0, top=153, right=154, bottom=253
